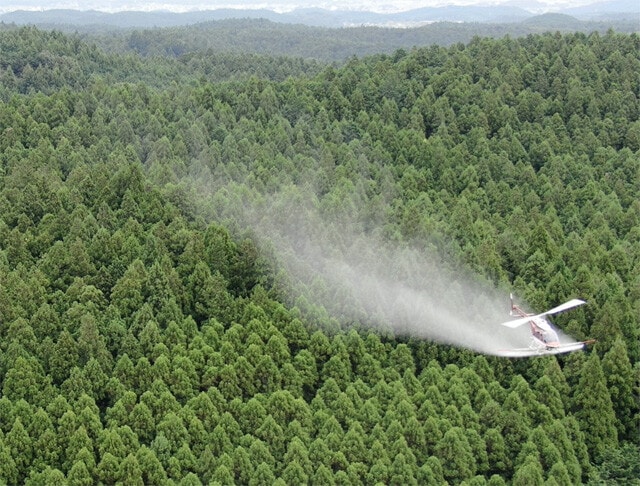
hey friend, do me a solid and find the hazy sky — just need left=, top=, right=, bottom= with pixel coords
left=0, top=0, right=600, bottom=14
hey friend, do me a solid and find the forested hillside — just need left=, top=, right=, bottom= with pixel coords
left=72, top=18, right=640, bottom=62
left=0, top=27, right=638, bottom=484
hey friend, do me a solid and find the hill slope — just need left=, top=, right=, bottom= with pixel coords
left=0, top=27, right=638, bottom=484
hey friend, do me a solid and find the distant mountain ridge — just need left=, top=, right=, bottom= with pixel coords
left=1, top=6, right=530, bottom=28
left=1, top=0, right=637, bottom=28
left=563, top=0, right=640, bottom=19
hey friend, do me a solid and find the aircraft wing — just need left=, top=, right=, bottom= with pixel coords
left=495, top=347, right=544, bottom=357
left=496, top=341, right=588, bottom=358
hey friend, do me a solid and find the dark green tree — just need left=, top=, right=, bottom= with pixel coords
left=5, top=417, right=33, bottom=483
left=601, top=338, right=637, bottom=440
left=572, top=352, right=618, bottom=462
left=67, top=460, right=93, bottom=486
left=0, top=436, right=19, bottom=485
left=435, top=427, right=476, bottom=483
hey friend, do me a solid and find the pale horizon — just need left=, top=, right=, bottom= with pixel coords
left=0, top=0, right=611, bottom=15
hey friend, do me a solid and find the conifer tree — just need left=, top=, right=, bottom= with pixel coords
left=512, top=454, right=544, bottom=486
left=5, top=417, right=33, bottom=483
left=601, top=337, right=637, bottom=440
left=67, top=460, right=94, bottom=486
left=0, top=436, right=19, bottom=485
left=249, top=462, right=275, bottom=486
left=136, top=445, right=168, bottom=486
left=572, top=352, right=618, bottom=462
left=435, top=427, right=477, bottom=484
left=97, top=452, right=121, bottom=484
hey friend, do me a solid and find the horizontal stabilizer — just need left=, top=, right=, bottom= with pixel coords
left=541, top=298, right=586, bottom=316
left=501, top=315, right=534, bottom=328
left=501, top=298, right=586, bottom=328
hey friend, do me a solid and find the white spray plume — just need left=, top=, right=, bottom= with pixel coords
left=242, top=189, right=539, bottom=356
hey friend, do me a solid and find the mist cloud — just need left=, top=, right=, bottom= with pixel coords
left=245, top=190, right=537, bottom=355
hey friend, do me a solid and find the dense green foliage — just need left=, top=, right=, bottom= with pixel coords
left=114, top=18, right=640, bottom=62
left=4, top=16, right=639, bottom=62
left=0, top=26, right=322, bottom=94
left=0, top=26, right=638, bottom=484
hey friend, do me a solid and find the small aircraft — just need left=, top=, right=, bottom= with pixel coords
left=497, top=294, right=595, bottom=357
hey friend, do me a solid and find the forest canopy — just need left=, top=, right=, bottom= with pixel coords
left=0, top=26, right=638, bottom=484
